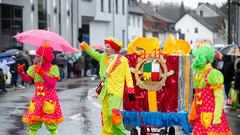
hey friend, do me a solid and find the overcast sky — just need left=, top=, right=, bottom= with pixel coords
left=142, top=0, right=227, bottom=8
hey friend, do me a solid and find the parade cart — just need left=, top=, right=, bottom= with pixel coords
left=122, top=36, right=193, bottom=135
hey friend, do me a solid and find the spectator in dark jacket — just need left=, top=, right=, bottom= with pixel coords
left=222, top=55, right=235, bottom=98
left=0, top=68, right=7, bottom=92
left=234, top=60, right=240, bottom=91
left=10, top=61, right=18, bottom=87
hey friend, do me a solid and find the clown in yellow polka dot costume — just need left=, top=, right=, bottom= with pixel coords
left=80, top=37, right=135, bottom=135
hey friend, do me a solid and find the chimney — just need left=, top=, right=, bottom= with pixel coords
left=198, top=2, right=203, bottom=7
left=147, top=1, right=151, bottom=5
left=155, top=5, right=159, bottom=12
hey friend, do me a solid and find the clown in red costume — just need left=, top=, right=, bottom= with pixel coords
left=18, top=43, right=63, bottom=135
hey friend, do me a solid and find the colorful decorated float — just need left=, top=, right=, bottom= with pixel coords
left=122, top=35, right=193, bottom=135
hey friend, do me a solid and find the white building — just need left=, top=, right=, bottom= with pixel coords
left=128, top=4, right=144, bottom=42
left=87, top=0, right=128, bottom=48
left=175, top=3, right=227, bottom=47
left=0, top=0, right=78, bottom=50
left=0, top=0, right=128, bottom=51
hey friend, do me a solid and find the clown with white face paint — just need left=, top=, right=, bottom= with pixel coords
left=80, top=37, right=135, bottom=135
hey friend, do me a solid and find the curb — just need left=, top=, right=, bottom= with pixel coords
left=3, top=77, right=100, bottom=93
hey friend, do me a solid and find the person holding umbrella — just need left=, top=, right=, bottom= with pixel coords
left=80, top=37, right=135, bottom=135
left=17, top=43, right=63, bottom=135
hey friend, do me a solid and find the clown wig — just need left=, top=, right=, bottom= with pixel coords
left=36, top=42, right=54, bottom=63
left=192, top=45, right=215, bottom=69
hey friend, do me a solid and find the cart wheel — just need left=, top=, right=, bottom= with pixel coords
left=140, top=127, right=147, bottom=135
left=130, top=128, right=138, bottom=135
left=159, top=129, right=165, bottom=135
left=168, top=126, right=175, bottom=135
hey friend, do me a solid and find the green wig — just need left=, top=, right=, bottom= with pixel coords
left=192, top=45, right=215, bottom=69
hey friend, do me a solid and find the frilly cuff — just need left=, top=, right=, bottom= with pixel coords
left=127, top=87, right=135, bottom=94
left=210, top=84, right=223, bottom=90
left=80, top=42, right=89, bottom=51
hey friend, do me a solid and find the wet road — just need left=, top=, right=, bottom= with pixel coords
left=0, top=78, right=101, bottom=135
left=0, top=78, right=239, bottom=135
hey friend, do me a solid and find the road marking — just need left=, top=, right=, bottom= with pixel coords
left=88, top=87, right=102, bottom=108
left=69, top=113, right=84, bottom=122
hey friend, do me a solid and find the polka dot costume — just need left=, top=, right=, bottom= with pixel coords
left=22, top=65, right=63, bottom=124
left=192, top=68, right=232, bottom=135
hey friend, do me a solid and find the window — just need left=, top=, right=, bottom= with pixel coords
left=122, top=0, right=125, bottom=15
left=14, top=8, right=22, bottom=19
left=137, top=16, right=140, bottom=27
left=178, top=29, right=181, bottom=33
left=101, top=0, right=104, bottom=12
left=153, top=32, right=158, bottom=37
left=195, top=28, right=198, bottom=33
left=1, top=5, right=12, bottom=19
left=115, top=0, right=118, bottom=14
left=38, top=0, right=47, bottom=29
left=200, top=10, right=203, bottom=17
left=108, top=0, right=111, bottom=13
left=133, top=15, right=135, bottom=26
left=122, top=30, right=125, bottom=48
left=128, top=15, right=130, bottom=25
left=0, top=5, right=23, bottom=50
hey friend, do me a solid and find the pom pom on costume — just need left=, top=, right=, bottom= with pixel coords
left=34, top=65, right=45, bottom=76
left=36, top=42, right=54, bottom=62
left=104, top=37, right=122, bottom=52
left=18, top=64, right=25, bottom=73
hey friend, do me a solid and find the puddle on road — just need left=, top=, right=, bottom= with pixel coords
left=7, top=114, right=26, bottom=135
left=57, top=83, right=91, bottom=90
left=67, top=84, right=82, bottom=89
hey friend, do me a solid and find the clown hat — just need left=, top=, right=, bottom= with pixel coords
left=104, top=37, right=122, bottom=52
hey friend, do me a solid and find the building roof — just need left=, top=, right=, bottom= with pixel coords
left=198, top=2, right=227, bottom=18
left=137, top=2, right=174, bottom=23
left=128, top=4, right=144, bottom=15
left=144, top=14, right=159, bottom=23
left=187, top=11, right=224, bottom=32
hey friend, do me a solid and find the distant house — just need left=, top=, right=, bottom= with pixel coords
left=175, top=2, right=227, bottom=47
left=137, top=2, right=176, bottom=47
left=128, top=3, right=144, bottom=42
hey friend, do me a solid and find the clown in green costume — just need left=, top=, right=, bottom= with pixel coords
left=188, top=46, right=232, bottom=135
left=80, top=37, right=135, bottom=135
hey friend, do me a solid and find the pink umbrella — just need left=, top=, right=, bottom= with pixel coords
left=14, top=29, right=75, bottom=53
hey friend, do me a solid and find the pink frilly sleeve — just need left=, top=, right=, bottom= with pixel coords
left=42, top=75, right=57, bottom=88
left=19, top=71, right=33, bottom=83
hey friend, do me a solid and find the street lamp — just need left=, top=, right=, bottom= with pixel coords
left=232, top=0, right=240, bottom=44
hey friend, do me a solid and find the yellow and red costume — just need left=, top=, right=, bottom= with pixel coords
left=80, top=37, right=135, bottom=135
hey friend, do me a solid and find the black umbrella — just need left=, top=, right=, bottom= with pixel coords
left=219, top=44, right=239, bottom=55
left=0, top=49, right=25, bottom=58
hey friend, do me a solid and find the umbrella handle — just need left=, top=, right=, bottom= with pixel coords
left=39, top=41, right=46, bottom=65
